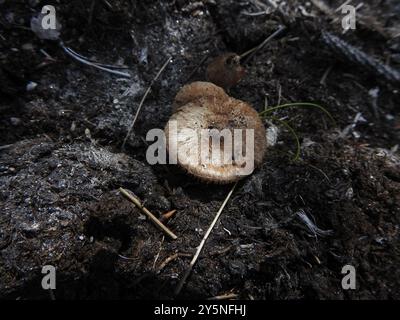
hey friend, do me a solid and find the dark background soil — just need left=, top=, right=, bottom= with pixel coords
left=0, top=0, right=399, bottom=300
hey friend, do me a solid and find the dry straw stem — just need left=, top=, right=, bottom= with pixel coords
left=119, top=187, right=178, bottom=240
left=174, top=182, right=238, bottom=296
left=207, top=293, right=239, bottom=300
left=156, top=252, right=192, bottom=273
left=239, top=25, right=286, bottom=62
left=122, top=56, right=172, bottom=149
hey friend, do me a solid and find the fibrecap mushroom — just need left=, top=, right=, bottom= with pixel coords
left=165, top=81, right=267, bottom=184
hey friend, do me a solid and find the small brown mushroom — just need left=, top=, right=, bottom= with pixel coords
left=206, top=53, right=245, bottom=90
left=165, top=81, right=267, bottom=184
left=172, top=81, right=228, bottom=112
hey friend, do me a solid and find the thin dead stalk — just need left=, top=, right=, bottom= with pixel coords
left=122, top=56, right=172, bottom=149
left=239, top=26, right=286, bottom=63
left=119, top=187, right=178, bottom=240
left=156, top=252, right=192, bottom=273
left=207, top=293, right=239, bottom=300
left=152, top=236, right=165, bottom=270
left=174, top=182, right=238, bottom=295
left=242, top=10, right=271, bottom=17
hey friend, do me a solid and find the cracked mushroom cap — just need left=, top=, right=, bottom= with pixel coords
left=166, top=83, right=267, bottom=184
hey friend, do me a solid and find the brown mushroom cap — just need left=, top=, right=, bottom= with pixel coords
left=172, top=81, right=228, bottom=112
left=166, top=84, right=267, bottom=184
left=206, top=53, right=245, bottom=90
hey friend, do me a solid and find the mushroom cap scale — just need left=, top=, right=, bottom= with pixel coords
left=165, top=95, right=267, bottom=184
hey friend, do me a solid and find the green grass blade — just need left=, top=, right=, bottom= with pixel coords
left=259, top=102, right=336, bottom=126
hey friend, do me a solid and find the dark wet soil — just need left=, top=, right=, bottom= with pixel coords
left=0, top=0, right=399, bottom=300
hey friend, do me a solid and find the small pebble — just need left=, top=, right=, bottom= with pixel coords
left=385, top=114, right=394, bottom=121
left=392, top=53, right=400, bottom=64
left=22, top=43, right=34, bottom=51
left=85, top=128, right=91, bottom=139
left=10, top=117, right=21, bottom=126
left=26, top=81, right=37, bottom=92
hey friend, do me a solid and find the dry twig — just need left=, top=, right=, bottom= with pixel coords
left=152, top=236, right=165, bottom=269
left=320, top=65, right=333, bottom=85
left=119, top=187, right=178, bottom=240
left=174, top=182, right=238, bottom=295
left=239, top=26, right=286, bottom=63
left=122, top=56, right=172, bottom=149
left=156, top=252, right=192, bottom=273
left=242, top=9, right=271, bottom=17
left=207, top=293, right=239, bottom=300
